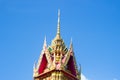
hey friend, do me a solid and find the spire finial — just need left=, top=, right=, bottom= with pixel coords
left=70, top=38, right=73, bottom=49
left=69, top=38, right=74, bottom=54
left=43, top=36, right=47, bottom=50
left=57, top=9, right=60, bottom=37
left=33, top=60, right=36, bottom=69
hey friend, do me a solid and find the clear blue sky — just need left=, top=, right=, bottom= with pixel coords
left=0, top=0, right=120, bottom=80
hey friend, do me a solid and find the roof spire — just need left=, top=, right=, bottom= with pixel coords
left=70, top=38, right=73, bottom=50
left=56, top=9, right=61, bottom=38
left=33, top=61, right=36, bottom=69
left=43, top=36, right=47, bottom=50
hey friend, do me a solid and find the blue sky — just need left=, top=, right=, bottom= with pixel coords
left=0, top=0, right=120, bottom=80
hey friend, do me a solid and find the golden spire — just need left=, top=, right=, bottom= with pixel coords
left=33, top=61, right=36, bottom=69
left=69, top=38, right=73, bottom=52
left=43, top=36, right=47, bottom=51
left=56, top=9, right=61, bottom=39
left=50, top=9, right=67, bottom=55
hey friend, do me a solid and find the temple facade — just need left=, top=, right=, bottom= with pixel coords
left=33, top=10, right=81, bottom=80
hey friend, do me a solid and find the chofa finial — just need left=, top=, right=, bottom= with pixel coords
left=43, top=36, right=47, bottom=50
left=70, top=38, right=73, bottom=49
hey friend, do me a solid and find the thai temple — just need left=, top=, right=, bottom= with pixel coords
left=33, top=10, right=81, bottom=80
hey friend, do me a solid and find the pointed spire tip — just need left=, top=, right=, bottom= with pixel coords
left=56, top=9, right=61, bottom=38
left=43, top=36, right=47, bottom=49
left=70, top=37, right=73, bottom=48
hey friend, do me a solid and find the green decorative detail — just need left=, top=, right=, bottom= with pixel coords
left=48, top=47, right=52, bottom=52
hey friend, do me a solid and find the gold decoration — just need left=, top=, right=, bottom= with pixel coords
left=33, top=10, right=81, bottom=80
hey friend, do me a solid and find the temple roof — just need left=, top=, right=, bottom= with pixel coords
left=33, top=10, right=81, bottom=80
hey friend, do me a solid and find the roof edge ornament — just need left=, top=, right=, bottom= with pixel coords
left=70, top=38, right=73, bottom=51
left=43, top=36, right=47, bottom=51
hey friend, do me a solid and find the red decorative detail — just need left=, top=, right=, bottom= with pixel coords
left=67, top=56, right=76, bottom=76
left=62, top=56, right=66, bottom=63
left=38, top=54, right=47, bottom=74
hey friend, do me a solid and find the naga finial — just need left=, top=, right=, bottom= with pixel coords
left=43, top=36, right=47, bottom=50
